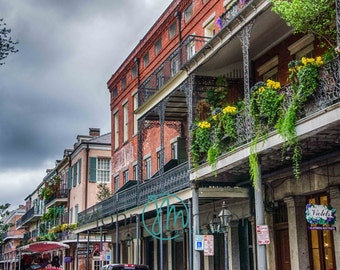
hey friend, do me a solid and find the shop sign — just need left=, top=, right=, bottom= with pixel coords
left=256, top=225, right=270, bottom=245
left=305, top=204, right=336, bottom=228
left=142, top=193, right=189, bottom=241
left=64, top=256, right=72, bottom=263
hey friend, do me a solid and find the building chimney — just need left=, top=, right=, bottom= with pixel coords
left=89, top=128, right=100, bottom=137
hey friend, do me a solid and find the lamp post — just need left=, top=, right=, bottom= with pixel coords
left=219, top=201, right=232, bottom=270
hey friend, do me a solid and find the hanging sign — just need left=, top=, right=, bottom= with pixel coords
left=256, top=225, right=270, bottom=245
left=204, top=235, right=214, bottom=256
left=306, top=204, right=336, bottom=230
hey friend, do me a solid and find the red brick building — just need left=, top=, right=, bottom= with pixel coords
left=77, top=1, right=340, bottom=269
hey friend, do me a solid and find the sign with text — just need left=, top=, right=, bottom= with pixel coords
left=204, top=235, right=214, bottom=256
left=256, top=225, right=270, bottom=245
left=306, top=204, right=336, bottom=226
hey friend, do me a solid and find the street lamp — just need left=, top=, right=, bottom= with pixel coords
left=209, top=214, right=221, bottom=233
left=218, top=201, right=232, bottom=270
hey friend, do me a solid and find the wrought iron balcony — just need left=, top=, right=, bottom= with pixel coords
left=137, top=0, right=254, bottom=107
left=44, top=189, right=68, bottom=207
left=16, top=206, right=43, bottom=229
left=78, top=161, right=190, bottom=225
left=138, top=35, right=212, bottom=107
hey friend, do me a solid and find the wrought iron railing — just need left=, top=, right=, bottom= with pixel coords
left=16, top=206, right=42, bottom=228
left=78, top=162, right=190, bottom=225
left=138, top=0, right=255, bottom=107
left=44, top=190, right=68, bottom=206
left=138, top=35, right=212, bottom=106
left=219, top=0, right=253, bottom=27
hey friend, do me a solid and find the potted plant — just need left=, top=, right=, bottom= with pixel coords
left=190, top=120, right=212, bottom=168
left=276, top=56, right=324, bottom=178
left=249, top=79, right=283, bottom=187
left=207, top=105, right=238, bottom=169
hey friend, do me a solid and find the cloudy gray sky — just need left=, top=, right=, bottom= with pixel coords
left=0, top=0, right=172, bottom=211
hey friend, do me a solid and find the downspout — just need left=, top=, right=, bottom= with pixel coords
left=176, top=10, right=183, bottom=66
left=85, top=144, right=89, bottom=209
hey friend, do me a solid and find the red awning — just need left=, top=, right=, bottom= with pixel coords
left=18, top=241, right=69, bottom=253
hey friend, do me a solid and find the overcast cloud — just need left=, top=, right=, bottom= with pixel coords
left=0, top=0, right=172, bottom=210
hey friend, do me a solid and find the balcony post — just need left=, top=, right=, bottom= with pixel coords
left=191, top=182, right=200, bottom=270
left=254, top=157, right=267, bottom=270
left=237, top=21, right=254, bottom=103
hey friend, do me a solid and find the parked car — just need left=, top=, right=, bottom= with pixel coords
left=100, top=264, right=149, bottom=270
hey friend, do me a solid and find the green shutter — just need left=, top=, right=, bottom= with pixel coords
left=78, top=159, right=82, bottom=184
left=89, top=157, right=97, bottom=182
left=67, top=169, right=71, bottom=189
left=73, top=164, right=77, bottom=187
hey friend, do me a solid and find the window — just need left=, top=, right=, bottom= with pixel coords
left=143, top=52, right=149, bottom=67
left=145, top=157, right=151, bottom=179
left=123, top=169, right=129, bottom=184
left=133, top=164, right=138, bottom=181
left=69, top=208, right=73, bottom=224
left=114, top=175, right=119, bottom=191
left=131, top=65, right=137, bottom=79
left=170, top=55, right=179, bottom=77
left=97, top=158, right=111, bottom=183
left=307, top=194, right=336, bottom=270
left=183, top=2, right=193, bottom=22
left=155, top=38, right=162, bottom=55
left=133, top=93, right=138, bottom=135
left=75, top=204, right=79, bottom=223
left=123, top=102, right=129, bottom=142
left=171, top=141, right=178, bottom=159
left=257, top=56, right=279, bottom=82
left=114, top=111, right=119, bottom=149
left=89, top=157, right=111, bottom=183
left=157, top=151, right=161, bottom=170
left=187, top=38, right=195, bottom=60
left=156, top=69, right=164, bottom=89
left=288, top=34, right=315, bottom=60
left=169, top=22, right=177, bottom=39
left=112, top=87, right=118, bottom=99
left=72, top=159, right=81, bottom=187
left=204, top=18, right=215, bottom=38
left=121, top=76, right=127, bottom=90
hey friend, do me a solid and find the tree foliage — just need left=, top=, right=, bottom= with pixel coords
left=96, top=183, right=111, bottom=202
left=270, top=0, right=336, bottom=48
left=0, top=203, right=12, bottom=244
left=0, top=18, right=19, bottom=65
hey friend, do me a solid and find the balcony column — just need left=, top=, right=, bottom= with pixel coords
left=237, top=21, right=254, bottom=103
left=191, top=182, right=200, bottom=270
left=157, top=99, right=169, bottom=177
left=329, top=185, right=340, bottom=268
left=253, top=156, right=267, bottom=270
left=137, top=117, right=146, bottom=182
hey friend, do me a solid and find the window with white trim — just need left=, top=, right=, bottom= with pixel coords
left=145, top=157, right=152, bottom=179
left=155, top=38, right=162, bottom=55
left=97, top=158, right=111, bottom=183
left=169, top=22, right=177, bottom=39
left=114, top=111, right=119, bottom=149
left=114, top=175, right=119, bottom=191
left=183, top=2, right=193, bottom=23
left=123, top=169, right=129, bottom=184
left=123, top=102, right=129, bottom=142
left=133, top=93, right=138, bottom=135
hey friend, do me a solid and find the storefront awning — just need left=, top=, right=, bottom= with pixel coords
left=17, top=241, right=69, bottom=253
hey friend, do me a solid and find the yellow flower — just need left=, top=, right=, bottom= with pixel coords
left=266, top=79, right=281, bottom=90
left=198, top=121, right=211, bottom=129
left=315, top=56, right=323, bottom=66
left=222, top=105, right=237, bottom=114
